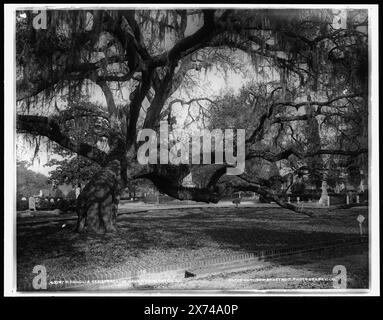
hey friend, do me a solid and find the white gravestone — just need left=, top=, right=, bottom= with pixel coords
left=75, top=187, right=81, bottom=199
left=359, top=180, right=365, bottom=193
left=28, top=196, right=36, bottom=211
left=357, top=214, right=365, bottom=236
left=318, top=181, right=329, bottom=206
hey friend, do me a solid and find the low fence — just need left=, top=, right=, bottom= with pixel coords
left=18, top=235, right=368, bottom=291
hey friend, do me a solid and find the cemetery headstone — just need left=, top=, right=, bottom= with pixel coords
left=318, top=180, right=329, bottom=206
left=75, top=186, right=81, bottom=199
left=357, top=214, right=365, bottom=236
left=28, top=196, right=36, bottom=211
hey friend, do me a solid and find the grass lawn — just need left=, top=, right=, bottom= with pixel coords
left=17, top=205, right=369, bottom=291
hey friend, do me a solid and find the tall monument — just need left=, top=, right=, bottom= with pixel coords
left=318, top=180, right=329, bottom=206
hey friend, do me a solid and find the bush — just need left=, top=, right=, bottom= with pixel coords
left=259, top=195, right=272, bottom=203
left=56, top=198, right=77, bottom=212
left=291, top=182, right=306, bottom=194
left=16, top=197, right=29, bottom=211
left=159, top=195, right=174, bottom=204
left=143, top=193, right=158, bottom=204
left=327, top=193, right=346, bottom=205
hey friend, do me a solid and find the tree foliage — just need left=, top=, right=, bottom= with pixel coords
left=16, top=8, right=369, bottom=220
left=17, top=161, right=50, bottom=197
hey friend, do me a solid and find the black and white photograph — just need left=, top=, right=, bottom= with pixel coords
left=4, top=4, right=379, bottom=297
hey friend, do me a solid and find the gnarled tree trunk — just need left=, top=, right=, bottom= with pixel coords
left=76, top=159, right=125, bottom=234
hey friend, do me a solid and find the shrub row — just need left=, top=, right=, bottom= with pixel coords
left=17, top=197, right=76, bottom=212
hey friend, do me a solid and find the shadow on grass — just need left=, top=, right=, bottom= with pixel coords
left=16, top=206, right=369, bottom=290
left=205, top=226, right=358, bottom=251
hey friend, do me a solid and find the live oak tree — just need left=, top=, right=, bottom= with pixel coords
left=16, top=9, right=368, bottom=233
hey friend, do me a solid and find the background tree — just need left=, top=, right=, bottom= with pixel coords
left=16, top=161, right=50, bottom=198
left=45, top=156, right=100, bottom=188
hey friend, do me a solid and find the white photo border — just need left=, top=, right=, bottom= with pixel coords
left=4, top=3, right=380, bottom=297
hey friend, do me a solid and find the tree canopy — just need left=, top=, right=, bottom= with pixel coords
left=16, top=8, right=368, bottom=221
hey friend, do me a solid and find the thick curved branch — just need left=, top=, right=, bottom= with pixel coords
left=273, top=93, right=363, bottom=110
left=17, top=115, right=107, bottom=165
left=121, top=10, right=151, bottom=61
left=143, top=62, right=177, bottom=130
left=206, top=165, right=229, bottom=189
left=95, top=79, right=118, bottom=116
left=126, top=69, right=153, bottom=143
left=246, top=104, right=274, bottom=144
left=230, top=181, right=316, bottom=217
left=17, top=55, right=128, bottom=101
left=151, top=10, right=217, bottom=67
left=246, top=147, right=368, bottom=162
left=246, top=93, right=362, bottom=145
left=135, top=171, right=222, bottom=203
left=137, top=168, right=317, bottom=217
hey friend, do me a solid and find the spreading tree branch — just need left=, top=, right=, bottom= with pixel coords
left=246, top=147, right=368, bottom=162
left=17, top=115, right=107, bottom=165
